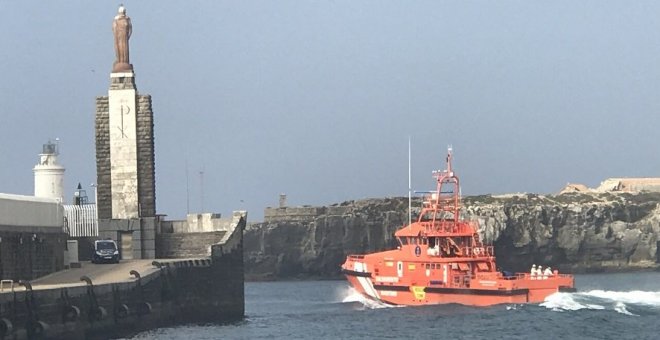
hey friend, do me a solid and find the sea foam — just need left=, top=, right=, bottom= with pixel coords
left=339, top=287, right=395, bottom=309
left=541, top=290, right=660, bottom=316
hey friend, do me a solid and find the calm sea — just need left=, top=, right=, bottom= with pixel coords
left=128, top=272, right=660, bottom=340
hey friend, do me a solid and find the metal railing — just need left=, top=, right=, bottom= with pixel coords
left=63, top=204, right=98, bottom=237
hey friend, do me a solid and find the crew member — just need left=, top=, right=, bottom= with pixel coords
left=530, top=264, right=537, bottom=279
left=537, top=265, right=543, bottom=279
left=543, top=266, right=553, bottom=279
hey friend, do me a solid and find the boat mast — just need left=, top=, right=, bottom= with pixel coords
left=408, top=136, right=412, bottom=227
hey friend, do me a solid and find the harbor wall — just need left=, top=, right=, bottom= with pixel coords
left=155, top=231, right=226, bottom=258
left=0, top=194, right=62, bottom=228
left=0, top=214, right=245, bottom=340
left=156, top=212, right=244, bottom=258
left=245, top=193, right=660, bottom=279
left=0, top=194, right=66, bottom=281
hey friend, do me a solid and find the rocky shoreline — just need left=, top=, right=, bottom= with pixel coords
left=245, top=192, right=660, bottom=280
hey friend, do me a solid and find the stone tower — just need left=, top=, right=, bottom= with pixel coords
left=95, top=6, right=156, bottom=259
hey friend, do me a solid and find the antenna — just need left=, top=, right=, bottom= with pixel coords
left=199, top=167, right=205, bottom=213
left=185, top=159, right=190, bottom=214
left=408, top=136, right=412, bottom=227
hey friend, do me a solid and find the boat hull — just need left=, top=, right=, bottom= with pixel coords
left=343, top=269, right=574, bottom=307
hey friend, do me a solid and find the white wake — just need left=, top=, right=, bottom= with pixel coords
left=339, top=287, right=396, bottom=309
left=540, top=290, right=660, bottom=316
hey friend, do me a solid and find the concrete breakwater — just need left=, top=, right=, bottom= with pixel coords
left=245, top=192, right=660, bottom=280
left=0, top=215, right=245, bottom=340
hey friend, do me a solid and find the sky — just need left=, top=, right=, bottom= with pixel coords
left=1, top=1, right=660, bottom=221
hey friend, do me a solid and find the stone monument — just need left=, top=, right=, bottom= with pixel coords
left=112, top=5, right=133, bottom=72
left=95, top=5, right=156, bottom=259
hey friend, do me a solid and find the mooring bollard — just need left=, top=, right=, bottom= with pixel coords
left=0, top=317, right=13, bottom=337
left=19, top=280, right=49, bottom=338
left=80, top=276, right=106, bottom=322
left=130, top=270, right=152, bottom=315
left=112, top=284, right=130, bottom=322
left=60, top=289, right=81, bottom=323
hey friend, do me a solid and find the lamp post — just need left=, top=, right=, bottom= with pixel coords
left=91, top=183, right=98, bottom=236
left=90, top=183, right=98, bottom=205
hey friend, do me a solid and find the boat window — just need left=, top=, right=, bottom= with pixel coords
left=477, top=263, right=489, bottom=271
left=458, top=263, right=469, bottom=271
left=399, top=237, right=408, bottom=245
left=422, top=238, right=428, bottom=245
left=412, top=238, right=417, bottom=245
left=425, top=263, right=430, bottom=269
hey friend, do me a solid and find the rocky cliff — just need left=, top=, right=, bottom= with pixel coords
left=244, top=192, right=660, bottom=280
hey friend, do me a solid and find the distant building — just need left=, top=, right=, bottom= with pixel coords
left=559, top=178, right=660, bottom=194
left=596, top=178, right=660, bottom=193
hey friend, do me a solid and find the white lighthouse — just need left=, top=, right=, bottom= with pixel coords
left=33, top=140, right=65, bottom=202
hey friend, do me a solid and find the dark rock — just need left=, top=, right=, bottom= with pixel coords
left=245, top=192, right=660, bottom=280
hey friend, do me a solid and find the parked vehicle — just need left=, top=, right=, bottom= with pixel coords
left=92, top=239, right=120, bottom=264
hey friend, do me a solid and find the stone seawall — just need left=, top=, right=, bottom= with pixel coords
left=0, top=195, right=67, bottom=281
left=156, top=231, right=227, bottom=258
left=0, top=231, right=66, bottom=280
left=0, top=215, right=246, bottom=339
left=245, top=193, right=660, bottom=280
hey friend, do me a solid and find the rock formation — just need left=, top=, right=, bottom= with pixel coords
left=245, top=192, right=660, bottom=280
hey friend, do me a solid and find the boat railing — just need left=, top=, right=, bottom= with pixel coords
left=347, top=255, right=365, bottom=260
left=516, top=272, right=572, bottom=280
left=421, top=221, right=474, bottom=234
left=476, top=271, right=572, bottom=281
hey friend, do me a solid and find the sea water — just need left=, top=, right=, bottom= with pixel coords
left=128, top=272, right=660, bottom=340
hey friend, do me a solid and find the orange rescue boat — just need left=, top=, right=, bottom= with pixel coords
left=341, top=148, right=575, bottom=306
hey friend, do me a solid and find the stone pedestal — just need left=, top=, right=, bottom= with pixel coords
left=109, top=72, right=139, bottom=219
left=113, top=62, right=133, bottom=73
left=95, top=71, right=156, bottom=259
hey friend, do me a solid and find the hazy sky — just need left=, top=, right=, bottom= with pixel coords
left=1, top=1, right=660, bottom=220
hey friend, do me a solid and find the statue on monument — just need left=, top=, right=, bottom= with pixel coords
left=112, top=5, right=133, bottom=72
